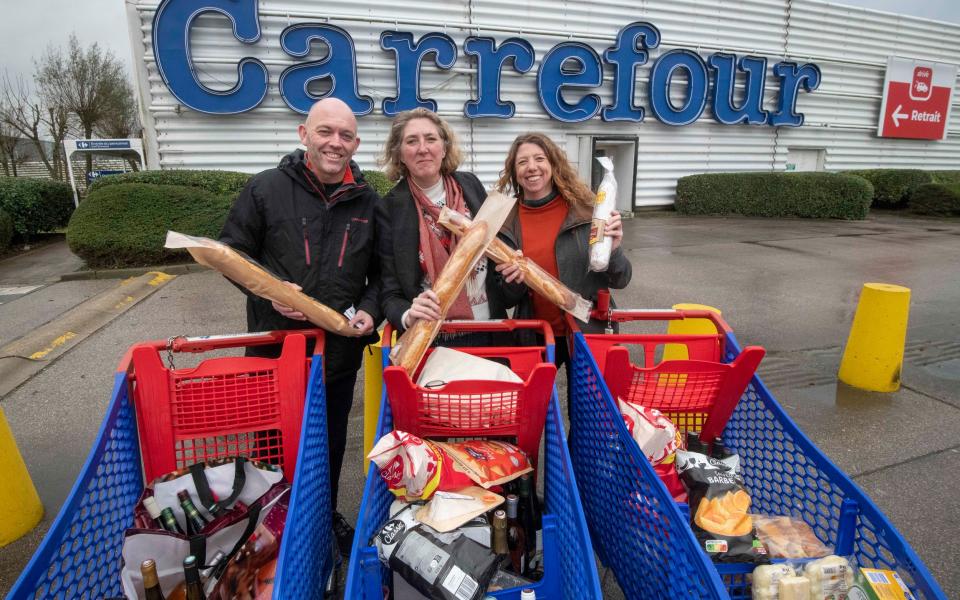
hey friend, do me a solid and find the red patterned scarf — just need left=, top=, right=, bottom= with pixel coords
left=411, top=175, right=475, bottom=319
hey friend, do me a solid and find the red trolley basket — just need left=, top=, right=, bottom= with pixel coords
left=345, top=319, right=603, bottom=600
left=9, top=329, right=337, bottom=600
left=566, top=308, right=947, bottom=599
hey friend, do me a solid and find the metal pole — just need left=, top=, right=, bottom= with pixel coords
left=63, top=142, right=80, bottom=207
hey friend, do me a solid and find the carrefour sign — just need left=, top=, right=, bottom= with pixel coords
left=152, top=0, right=821, bottom=126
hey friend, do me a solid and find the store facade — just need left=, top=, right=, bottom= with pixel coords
left=127, top=0, right=960, bottom=208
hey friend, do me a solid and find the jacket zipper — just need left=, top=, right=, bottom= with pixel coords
left=302, top=217, right=311, bottom=266
left=338, top=223, right=350, bottom=268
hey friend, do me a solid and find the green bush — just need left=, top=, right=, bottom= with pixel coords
left=0, top=177, right=74, bottom=238
left=675, top=172, right=873, bottom=219
left=841, top=169, right=933, bottom=207
left=362, top=169, right=395, bottom=196
left=0, top=208, right=13, bottom=251
left=68, top=183, right=233, bottom=268
left=908, top=183, right=960, bottom=216
left=929, top=171, right=960, bottom=185
left=87, top=169, right=252, bottom=197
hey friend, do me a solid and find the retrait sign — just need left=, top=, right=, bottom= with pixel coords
left=877, top=56, right=957, bottom=140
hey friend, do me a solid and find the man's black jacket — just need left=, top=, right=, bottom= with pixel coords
left=220, top=149, right=380, bottom=375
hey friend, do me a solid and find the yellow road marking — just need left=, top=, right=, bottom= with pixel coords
left=28, top=331, right=78, bottom=360
left=147, top=272, right=175, bottom=286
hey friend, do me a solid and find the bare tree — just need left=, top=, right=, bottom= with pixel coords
left=36, top=34, right=131, bottom=176
left=0, top=72, right=68, bottom=179
left=95, top=77, right=142, bottom=171
left=0, top=120, right=25, bottom=176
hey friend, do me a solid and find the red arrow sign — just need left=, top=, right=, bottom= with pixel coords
left=878, top=57, right=956, bottom=141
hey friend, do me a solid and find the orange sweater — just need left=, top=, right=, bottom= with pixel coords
left=518, top=196, right=568, bottom=336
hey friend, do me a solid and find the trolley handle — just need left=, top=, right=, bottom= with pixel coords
left=580, top=307, right=733, bottom=334
left=381, top=319, right=555, bottom=350
left=116, top=329, right=326, bottom=372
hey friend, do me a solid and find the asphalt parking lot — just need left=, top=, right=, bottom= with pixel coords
left=1, top=211, right=958, bottom=598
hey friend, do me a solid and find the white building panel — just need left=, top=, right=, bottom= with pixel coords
left=129, top=0, right=960, bottom=207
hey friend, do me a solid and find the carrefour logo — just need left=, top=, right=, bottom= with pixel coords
left=152, top=0, right=820, bottom=126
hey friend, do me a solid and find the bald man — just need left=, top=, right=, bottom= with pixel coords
left=220, top=98, right=381, bottom=558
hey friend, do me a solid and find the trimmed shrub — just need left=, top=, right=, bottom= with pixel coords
left=362, top=169, right=395, bottom=196
left=0, top=177, right=75, bottom=238
left=841, top=169, right=933, bottom=207
left=68, top=183, right=233, bottom=268
left=87, top=169, right=252, bottom=197
left=675, top=172, right=873, bottom=219
left=908, top=183, right=960, bottom=216
left=929, top=171, right=960, bottom=185
left=0, top=208, right=13, bottom=251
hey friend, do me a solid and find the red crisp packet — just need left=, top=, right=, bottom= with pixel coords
left=434, top=440, right=533, bottom=488
left=368, top=431, right=473, bottom=501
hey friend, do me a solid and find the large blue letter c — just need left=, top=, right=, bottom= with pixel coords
left=153, top=0, right=268, bottom=114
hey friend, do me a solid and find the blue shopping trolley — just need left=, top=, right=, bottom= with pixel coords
left=345, top=319, right=602, bottom=600
left=8, top=329, right=336, bottom=600
left=567, top=308, right=947, bottom=599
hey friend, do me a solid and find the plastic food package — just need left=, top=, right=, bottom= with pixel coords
left=777, top=575, right=811, bottom=600
left=675, top=449, right=768, bottom=563
left=415, top=487, right=504, bottom=533
left=588, top=156, right=617, bottom=272
left=391, top=192, right=516, bottom=375
left=367, top=431, right=473, bottom=501
left=164, top=231, right=360, bottom=336
left=434, top=440, right=533, bottom=489
left=850, top=567, right=917, bottom=600
left=375, top=505, right=500, bottom=600
left=803, top=555, right=854, bottom=600
left=617, top=398, right=680, bottom=464
left=437, top=207, right=592, bottom=322
left=417, top=347, right=522, bottom=388
left=752, top=515, right=832, bottom=559
left=751, top=563, right=797, bottom=600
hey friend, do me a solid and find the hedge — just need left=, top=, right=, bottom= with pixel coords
left=0, top=208, right=13, bottom=251
left=87, top=169, right=252, bottom=197
left=840, top=169, right=932, bottom=208
left=929, top=171, right=960, bottom=185
left=908, top=183, right=960, bottom=216
left=362, top=169, right=395, bottom=196
left=0, top=177, right=74, bottom=238
left=68, top=183, right=233, bottom=268
left=675, top=172, right=873, bottom=219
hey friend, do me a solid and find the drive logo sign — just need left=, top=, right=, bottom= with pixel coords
left=878, top=57, right=957, bottom=140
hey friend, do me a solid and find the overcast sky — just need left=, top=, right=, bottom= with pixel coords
left=1, top=0, right=958, bottom=88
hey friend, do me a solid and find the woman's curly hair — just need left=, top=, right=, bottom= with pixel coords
left=496, top=132, right=594, bottom=211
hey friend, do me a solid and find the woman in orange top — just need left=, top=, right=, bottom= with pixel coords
left=496, top=133, right=632, bottom=371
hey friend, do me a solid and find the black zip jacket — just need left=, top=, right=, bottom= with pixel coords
left=220, top=150, right=381, bottom=374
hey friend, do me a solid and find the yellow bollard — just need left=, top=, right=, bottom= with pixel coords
left=838, top=283, right=910, bottom=392
left=663, top=303, right=722, bottom=361
left=363, top=329, right=386, bottom=471
left=0, top=406, right=43, bottom=547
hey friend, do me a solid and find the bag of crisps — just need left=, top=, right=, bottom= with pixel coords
left=675, top=449, right=768, bottom=563
left=433, top=440, right=533, bottom=489
left=367, top=431, right=473, bottom=501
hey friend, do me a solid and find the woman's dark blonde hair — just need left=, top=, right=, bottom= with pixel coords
left=379, top=108, right=463, bottom=181
left=496, top=132, right=594, bottom=210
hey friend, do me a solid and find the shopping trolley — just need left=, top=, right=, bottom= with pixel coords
left=567, top=308, right=947, bottom=599
left=8, top=329, right=336, bottom=599
left=345, top=319, right=602, bottom=600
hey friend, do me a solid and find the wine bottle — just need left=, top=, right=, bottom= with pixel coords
left=177, top=490, right=209, bottom=536
left=505, top=494, right=527, bottom=574
left=183, top=555, right=204, bottom=600
left=517, top=474, right=539, bottom=573
left=142, top=496, right=164, bottom=529
left=140, top=559, right=166, bottom=600
left=159, top=507, right=184, bottom=535
left=491, top=509, right=509, bottom=565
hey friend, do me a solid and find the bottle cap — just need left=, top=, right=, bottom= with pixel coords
left=140, top=559, right=159, bottom=587
left=143, top=496, right=162, bottom=519
left=520, top=589, right=536, bottom=600
left=505, top=495, right=519, bottom=518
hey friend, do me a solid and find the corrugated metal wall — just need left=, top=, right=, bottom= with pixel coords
left=129, top=0, right=960, bottom=206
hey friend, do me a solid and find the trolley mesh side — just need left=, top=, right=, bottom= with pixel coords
left=543, top=389, right=603, bottom=599
left=8, top=372, right=143, bottom=599
left=273, top=355, right=334, bottom=599
left=569, top=332, right=727, bottom=599
left=722, top=333, right=946, bottom=600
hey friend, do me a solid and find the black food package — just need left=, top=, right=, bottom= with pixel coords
left=374, top=505, right=499, bottom=600
left=675, top=449, right=768, bottom=564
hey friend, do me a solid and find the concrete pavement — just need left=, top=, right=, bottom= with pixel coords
left=1, top=213, right=958, bottom=598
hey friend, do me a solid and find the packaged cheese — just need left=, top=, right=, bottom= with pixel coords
left=778, top=575, right=811, bottom=600
left=752, top=564, right=797, bottom=600
left=804, top=555, right=854, bottom=599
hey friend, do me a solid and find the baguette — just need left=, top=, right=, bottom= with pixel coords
left=391, top=221, right=490, bottom=374
left=438, top=208, right=592, bottom=322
